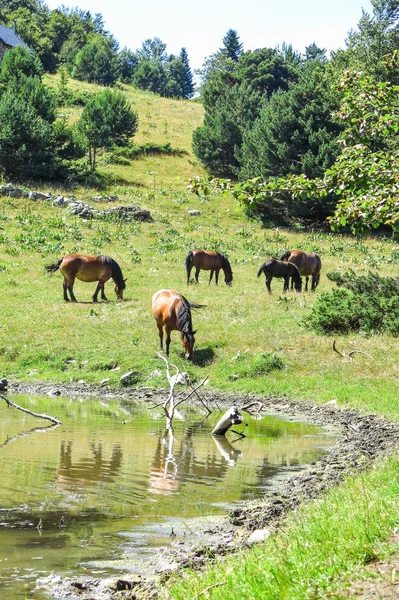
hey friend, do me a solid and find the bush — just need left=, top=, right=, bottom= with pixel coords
left=308, top=270, right=399, bottom=335
left=230, top=350, right=284, bottom=378
left=112, top=142, right=186, bottom=160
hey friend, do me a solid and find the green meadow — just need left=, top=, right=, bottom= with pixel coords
left=1, top=76, right=399, bottom=598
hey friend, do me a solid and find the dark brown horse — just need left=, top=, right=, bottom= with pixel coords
left=45, top=254, right=126, bottom=302
left=152, top=289, right=205, bottom=359
left=186, top=249, right=233, bottom=286
left=280, top=250, right=322, bottom=291
left=257, top=259, right=302, bottom=294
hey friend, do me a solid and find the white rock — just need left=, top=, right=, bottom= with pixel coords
left=247, top=528, right=271, bottom=545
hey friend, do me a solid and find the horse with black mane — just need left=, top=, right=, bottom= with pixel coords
left=45, top=254, right=126, bottom=302
left=186, top=249, right=233, bottom=286
left=257, top=259, right=302, bottom=294
left=280, top=249, right=322, bottom=291
left=152, top=289, right=205, bottom=360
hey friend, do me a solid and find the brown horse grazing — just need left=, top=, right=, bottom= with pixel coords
left=257, top=259, right=302, bottom=294
left=45, top=254, right=126, bottom=302
left=186, top=249, right=233, bottom=286
left=152, top=289, right=205, bottom=359
left=280, top=250, right=322, bottom=291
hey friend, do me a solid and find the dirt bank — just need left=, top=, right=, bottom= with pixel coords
left=9, top=382, right=399, bottom=600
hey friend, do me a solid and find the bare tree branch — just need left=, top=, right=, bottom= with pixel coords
left=155, top=353, right=210, bottom=428
left=332, top=339, right=372, bottom=362
left=0, top=392, right=61, bottom=425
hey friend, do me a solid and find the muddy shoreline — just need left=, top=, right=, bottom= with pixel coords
left=8, top=382, right=399, bottom=599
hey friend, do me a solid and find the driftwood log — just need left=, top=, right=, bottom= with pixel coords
left=212, top=406, right=243, bottom=436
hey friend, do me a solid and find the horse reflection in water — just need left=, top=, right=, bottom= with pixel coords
left=148, top=424, right=242, bottom=496
left=57, top=440, right=123, bottom=491
left=148, top=430, right=179, bottom=495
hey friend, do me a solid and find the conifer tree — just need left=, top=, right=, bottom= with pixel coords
left=221, top=29, right=243, bottom=61
left=179, top=47, right=194, bottom=98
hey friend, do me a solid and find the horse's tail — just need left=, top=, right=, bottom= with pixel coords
left=280, top=251, right=291, bottom=262
left=257, top=263, right=266, bottom=278
left=180, top=293, right=206, bottom=309
left=45, top=258, right=62, bottom=274
left=185, top=251, right=193, bottom=276
left=188, top=300, right=207, bottom=309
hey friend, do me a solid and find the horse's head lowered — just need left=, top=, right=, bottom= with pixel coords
left=181, top=329, right=196, bottom=360
left=115, top=278, right=127, bottom=300
left=221, top=255, right=233, bottom=286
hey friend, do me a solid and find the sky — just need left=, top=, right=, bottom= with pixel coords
left=44, top=0, right=374, bottom=71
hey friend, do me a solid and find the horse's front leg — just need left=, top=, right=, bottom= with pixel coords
left=305, top=276, right=309, bottom=292
left=100, top=282, right=108, bottom=302
left=195, top=267, right=200, bottom=283
left=209, top=270, right=214, bottom=285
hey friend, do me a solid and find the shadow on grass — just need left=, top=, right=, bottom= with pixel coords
left=193, top=346, right=215, bottom=367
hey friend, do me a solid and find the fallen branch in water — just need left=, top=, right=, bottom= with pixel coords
left=241, top=400, right=265, bottom=413
left=332, top=339, right=372, bottom=362
left=155, top=353, right=210, bottom=428
left=0, top=392, right=61, bottom=425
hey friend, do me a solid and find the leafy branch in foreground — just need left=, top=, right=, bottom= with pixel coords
left=188, top=54, right=399, bottom=233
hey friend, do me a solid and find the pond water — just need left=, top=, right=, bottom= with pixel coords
left=0, top=393, right=336, bottom=598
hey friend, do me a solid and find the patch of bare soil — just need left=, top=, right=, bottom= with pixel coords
left=9, top=382, right=399, bottom=600
left=343, top=533, right=399, bottom=599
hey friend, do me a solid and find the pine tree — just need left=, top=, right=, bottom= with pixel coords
left=221, top=29, right=243, bottom=61
left=179, top=48, right=194, bottom=98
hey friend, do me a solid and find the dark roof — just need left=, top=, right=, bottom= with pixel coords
left=0, top=25, right=26, bottom=48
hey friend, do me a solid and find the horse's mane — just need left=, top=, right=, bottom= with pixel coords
left=280, top=251, right=291, bottom=261
left=217, top=252, right=233, bottom=280
left=98, top=255, right=126, bottom=290
left=176, top=294, right=194, bottom=335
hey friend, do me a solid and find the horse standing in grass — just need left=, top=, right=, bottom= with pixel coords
left=257, top=259, right=302, bottom=294
left=186, top=249, right=233, bottom=286
left=280, top=250, right=322, bottom=291
left=45, top=254, right=126, bottom=302
left=152, top=289, right=205, bottom=359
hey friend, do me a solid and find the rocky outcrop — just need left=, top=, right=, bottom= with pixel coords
left=0, top=183, right=152, bottom=222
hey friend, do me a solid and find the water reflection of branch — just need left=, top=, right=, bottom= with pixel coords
left=0, top=392, right=61, bottom=424
left=212, top=435, right=242, bottom=466
left=0, top=423, right=60, bottom=450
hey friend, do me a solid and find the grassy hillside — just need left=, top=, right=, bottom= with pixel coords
left=44, top=73, right=207, bottom=189
left=0, top=76, right=399, bottom=420
left=1, top=77, right=399, bottom=600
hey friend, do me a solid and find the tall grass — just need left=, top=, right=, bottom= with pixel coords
left=164, top=455, right=399, bottom=599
